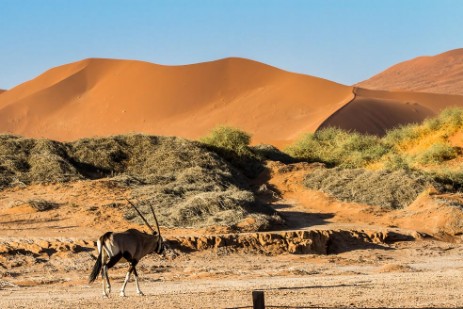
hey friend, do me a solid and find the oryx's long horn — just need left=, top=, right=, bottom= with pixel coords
left=150, top=206, right=161, bottom=236
left=125, top=198, right=155, bottom=233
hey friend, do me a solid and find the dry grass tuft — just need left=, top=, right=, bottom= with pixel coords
left=303, top=168, right=429, bottom=209
left=28, top=199, right=58, bottom=212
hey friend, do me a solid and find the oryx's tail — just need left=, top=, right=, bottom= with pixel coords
left=89, top=233, right=111, bottom=283
left=88, top=249, right=102, bottom=283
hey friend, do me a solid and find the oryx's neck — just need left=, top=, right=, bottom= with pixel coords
left=138, top=232, right=160, bottom=253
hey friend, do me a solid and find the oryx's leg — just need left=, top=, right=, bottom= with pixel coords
left=100, top=245, right=113, bottom=297
left=101, top=266, right=106, bottom=297
left=133, top=265, right=144, bottom=296
left=102, top=265, right=111, bottom=296
left=120, top=263, right=134, bottom=297
left=103, top=251, right=122, bottom=297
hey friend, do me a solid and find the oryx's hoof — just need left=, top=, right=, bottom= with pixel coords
left=137, top=291, right=145, bottom=296
left=119, top=291, right=127, bottom=297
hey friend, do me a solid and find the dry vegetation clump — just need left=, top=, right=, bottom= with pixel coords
left=28, top=139, right=78, bottom=181
left=431, top=168, right=463, bottom=192
left=251, top=144, right=296, bottom=164
left=0, top=135, right=80, bottom=187
left=303, top=168, right=430, bottom=209
left=124, top=162, right=276, bottom=229
left=121, top=152, right=267, bottom=229
left=67, top=135, right=225, bottom=179
left=0, top=134, right=277, bottom=229
left=156, top=189, right=255, bottom=227
left=28, top=199, right=59, bottom=212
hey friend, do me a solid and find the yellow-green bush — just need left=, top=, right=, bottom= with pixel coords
left=200, top=125, right=252, bottom=156
left=286, top=107, right=463, bottom=170
left=285, top=127, right=389, bottom=168
left=416, top=143, right=458, bottom=164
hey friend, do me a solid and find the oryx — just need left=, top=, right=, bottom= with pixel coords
left=88, top=199, right=165, bottom=297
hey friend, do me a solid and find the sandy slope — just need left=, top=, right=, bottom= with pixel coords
left=357, top=48, right=463, bottom=95
left=318, top=87, right=463, bottom=135
left=0, top=58, right=354, bottom=148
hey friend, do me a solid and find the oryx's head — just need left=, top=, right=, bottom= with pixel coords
left=155, top=235, right=165, bottom=255
left=126, top=198, right=165, bottom=255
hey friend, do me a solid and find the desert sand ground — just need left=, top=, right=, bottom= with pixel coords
left=1, top=162, right=463, bottom=308
left=2, top=240, right=463, bottom=309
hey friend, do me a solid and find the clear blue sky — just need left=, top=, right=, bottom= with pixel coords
left=1, top=0, right=462, bottom=89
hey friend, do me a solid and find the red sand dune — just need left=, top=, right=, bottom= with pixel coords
left=1, top=56, right=463, bottom=147
left=357, top=49, right=463, bottom=96
left=0, top=89, right=5, bottom=95
left=0, top=58, right=353, bottom=147
left=319, top=87, right=463, bottom=135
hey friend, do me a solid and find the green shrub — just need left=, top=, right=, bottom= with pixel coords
left=416, top=143, right=458, bottom=164
left=384, top=124, right=419, bottom=146
left=423, top=117, right=442, bottom=131
left=285, top=127, right=389, bottom=168
left=199, top=126, right=264, bottom=178
left=385, top=108, right=463, bottom=147
left=200, top=126, right=252, bottom=156
left=286, top=108, right=463, bottom=169
left=383, top=153, right=411, bottom=171
left=438, top=107, right=463, bottom=129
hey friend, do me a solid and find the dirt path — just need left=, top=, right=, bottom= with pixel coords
left=264, top=162, right=393, bottom=231
left=2, top=240, right=463, bottom=308
left=3, top=271, right=463, bottom=309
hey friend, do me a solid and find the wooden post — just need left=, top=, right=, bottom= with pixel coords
left=252, top=290, right=265, bottom=309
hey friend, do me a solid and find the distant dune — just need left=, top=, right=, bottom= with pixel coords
left=0, top=58, right=354, bottom=147
left=0, top=89, right=5, bottom=95
left=1, top=56, right=463, bottom=147
left=357, top=49, right=463, bottom=96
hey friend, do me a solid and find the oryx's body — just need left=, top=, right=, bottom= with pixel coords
left=89, top=200, right=165, bottom=297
